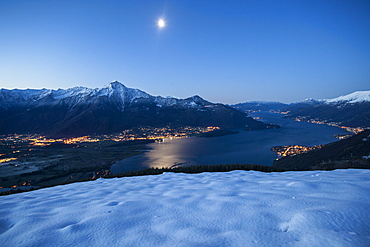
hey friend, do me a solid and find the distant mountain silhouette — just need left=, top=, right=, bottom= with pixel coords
left=232, top=101, right=288, bottom=112
left=232, top=91, right=370, bottom=128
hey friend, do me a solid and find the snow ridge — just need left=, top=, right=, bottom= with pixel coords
left=325, top=91, right=370, bottom=104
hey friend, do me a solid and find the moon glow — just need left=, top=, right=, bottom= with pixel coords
left=157, top=19, right=166, bottom=28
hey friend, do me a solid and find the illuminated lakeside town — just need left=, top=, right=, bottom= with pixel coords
left=271, top=145, right=324, bottom=159
left=265, top=110, right=366, bottom=135
left=0, top=126, right=219, bottom=164
left=291, top=116, right=365, bottom=135
left=0, top=126, right=221, bottom=190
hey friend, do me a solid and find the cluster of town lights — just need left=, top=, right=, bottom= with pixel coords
left=293, top=117, right=365, bottom=134
left=0, top=126, right=220, bottom=164
left=272, top=145, right=324, bottom=158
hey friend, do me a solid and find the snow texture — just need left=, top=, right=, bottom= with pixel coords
left=325, top=91, right=370, bottom=104
left=0, top=169, right=369, bottom=247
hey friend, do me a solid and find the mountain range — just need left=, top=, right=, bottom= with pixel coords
left=232, top=91, right=370, bottom=129
left=0, top=81, right=269, bottom=137
left=2, top=82, right=368, bottom=137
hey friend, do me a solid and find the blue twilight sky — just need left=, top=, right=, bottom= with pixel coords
left=0, top=0, right=369, bottom=104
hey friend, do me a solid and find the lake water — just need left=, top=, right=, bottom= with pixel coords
left=110, top=112, right=349, bottom=173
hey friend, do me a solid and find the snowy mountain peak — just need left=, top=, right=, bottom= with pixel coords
left=325, top=91, right=370, bottom=104
left=183, top=95, right=210, bottom=107
left=100, top=81, right=127, bottom=96
left=186, top=95, right=206, bottom=102
left=104, top=80, right=126, bottom=89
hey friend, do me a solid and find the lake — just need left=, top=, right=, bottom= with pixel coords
left=110, top=112, right=349, bottom=173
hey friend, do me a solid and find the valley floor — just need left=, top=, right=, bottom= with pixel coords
left=0, top=169, right=369, bottom=246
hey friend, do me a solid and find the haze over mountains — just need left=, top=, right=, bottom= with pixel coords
left=0, top=81, right=268, bottom=137
left=233, top=90, right=370, bottom=129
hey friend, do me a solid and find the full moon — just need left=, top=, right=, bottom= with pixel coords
left=157, top=19, right=166, bottom=28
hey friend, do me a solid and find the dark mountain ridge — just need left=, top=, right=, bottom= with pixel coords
left=0, top=81, right=269, bottom=137
left=284, top=101, right=370, bottom=128
left=232, top=101, right=289, bottom=112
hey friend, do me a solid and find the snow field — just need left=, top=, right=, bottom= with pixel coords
left=0, top=169, right=369, bottom=247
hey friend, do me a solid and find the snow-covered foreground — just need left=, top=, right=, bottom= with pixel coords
left=1, top=170, right=370, bottom=247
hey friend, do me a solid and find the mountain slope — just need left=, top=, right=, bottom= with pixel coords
left=285, top=91, right=370, bottom=128
left=273, top=129, right=370, bottom=170
left=285, top=101, right=370, bottom=128
left=0, top=81, right=269, bottom=137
